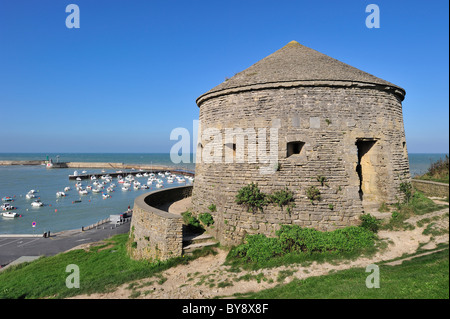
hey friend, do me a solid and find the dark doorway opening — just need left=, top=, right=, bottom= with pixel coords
left=356, top=139, right=377, bottom=202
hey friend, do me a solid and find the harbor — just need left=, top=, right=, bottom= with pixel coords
left=0, top=161, right=194, bottom=235
left=68, top=168, right=194, bottom=180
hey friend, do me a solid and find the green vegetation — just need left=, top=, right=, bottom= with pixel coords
left=237, top=248, right=449, bottom=299
left=316, top=175, right=328, bottom=187
left=267, top=188, right=295, bottom=213
left=198, top=212, right=214, bottom=227
left=381, top=191, right=448, bottom=231
left=305, top=186, right=321, bottom=203
left=360, top=213, right=381, bottom=233
left=227, top=225, right=376, bottom=268
left=416, top=155, right=449, bottom=184
left=208, top=204, right=217, bottom=212
left=0, top=233, right=214, bottom=299
left=181, top=211, right=204, bottom=233
left=399, top=181, right=413, bottom=204
left=235, top=183, right=296, bottom=213
left=235, top=182, right=267, bottom=213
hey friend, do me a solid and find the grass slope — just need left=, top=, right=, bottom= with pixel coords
left=238, top=248, right=449, bottom=299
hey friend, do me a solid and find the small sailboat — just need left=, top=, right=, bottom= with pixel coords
left=56, top=191, right=66, bottom=197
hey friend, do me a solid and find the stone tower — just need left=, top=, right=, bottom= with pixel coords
left=191, top=41, right=410, bottom=245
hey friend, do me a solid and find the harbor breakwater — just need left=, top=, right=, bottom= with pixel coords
left=0, top=160, right=191, bottom=173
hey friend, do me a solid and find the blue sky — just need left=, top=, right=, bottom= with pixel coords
left=0, top=0, right=448, bottom=153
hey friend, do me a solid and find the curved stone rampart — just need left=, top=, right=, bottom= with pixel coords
left=129, top=186, right=192, bottom=261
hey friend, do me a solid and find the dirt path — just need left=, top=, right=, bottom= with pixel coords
left=70, top=205, right=448, bottom=299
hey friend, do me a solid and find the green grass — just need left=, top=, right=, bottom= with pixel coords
left=226, top=225, right=379, bottom=270
left=0, top=233, right=212, bottom=299
left=236, top=248, right=449, bottom=299
left=380, top=191, right=448, bottom=231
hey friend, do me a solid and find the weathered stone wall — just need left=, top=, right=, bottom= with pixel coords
left=412, top=179, right=449, bottom=198
left=192, top=85, right=410, bottom=246
left=129, top=186, right=192, bottom=261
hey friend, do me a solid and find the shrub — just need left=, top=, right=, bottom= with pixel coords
left=276, top=225, right=375, bottom=254
left=198, top=212, right=214, bottom=227
left=359, top=213, right=380, bottom=233
left=316, top=175, right=328, bottom=186
left=229, top=225, right=376, bottom=263
left=305, top=186, right=321, bottom=203
left=235, top=182, right=267, bottom=213
left=427, top=155, right=449, bottom=178
left=181, top=211, right=203, bottom=232
left=399, top=181, right=413, bottom=204
left=268, top=188, right=295, bottom=213
left=229, top=234, right=283, bottom=263
left=208, top=204, right=217, bottom=212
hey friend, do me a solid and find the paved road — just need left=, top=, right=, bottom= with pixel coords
left=0, top=222, right=131, bottom=268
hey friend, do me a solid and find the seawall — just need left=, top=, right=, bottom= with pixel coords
left=412, top=179, right=449, bottom=198
left=0, top=160, right=192, bottom=173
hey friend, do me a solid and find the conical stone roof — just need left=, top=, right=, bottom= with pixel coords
left=197, top=41, right=405, bottom=106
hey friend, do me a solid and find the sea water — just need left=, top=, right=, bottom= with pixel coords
left=0, top=153, right=447, bottom=234
left=0, top=153, right=195, bottom=234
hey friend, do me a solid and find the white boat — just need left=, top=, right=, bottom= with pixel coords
left=79, top=189, right=88, bottom=195
left=102, top=194, right=111, bottom=199
left=156, top=183, right=163, bottom=188
left=2, top=211, right=18, bottom=218
left=106, top=187, right=114, bottom=193
left=31, top=200, right=43, bottom=207
left=91, top=176, right=97, bottom=180
left=86, top=185, right=92, bottom=190
left=82, top=170, right=87, bottom=174
left=64, top=187, right=71, bottom=192
left=1, top=203, right=16, bottom=211
left=76, top=177, right=82, bottom=181
left=92, top=188, right=102, bottom=193
left=28, top=190, right=37, bottom=194
left=25, top=193, right=35, bottom=199
left=133, top=185, right=140, bottom=190
left=122, top=186, right=129, bottom=191
left=56, top=191, right=66, bottom=197
left=2, top=196, right=13, bottom=202
left=141, top=184, right=149, bottom=189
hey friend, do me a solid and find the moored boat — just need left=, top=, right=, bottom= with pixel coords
left=2, top=211, right=18, bottom=218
